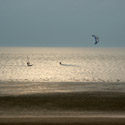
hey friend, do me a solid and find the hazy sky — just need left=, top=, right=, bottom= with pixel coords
left=0, top=0, right=125, bottom=47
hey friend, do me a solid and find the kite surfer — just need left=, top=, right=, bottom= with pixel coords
left=92, top=35, right=100, bottom=45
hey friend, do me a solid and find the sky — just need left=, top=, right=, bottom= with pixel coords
left=0, top=0, right=125, bottom=47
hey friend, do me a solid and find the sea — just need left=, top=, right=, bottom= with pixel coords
left=0, top=47, right=125, bottom=117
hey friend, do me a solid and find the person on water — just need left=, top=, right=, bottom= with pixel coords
left=27, top=61, right=32, bottom=66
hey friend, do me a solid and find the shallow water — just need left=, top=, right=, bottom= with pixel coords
left=0, top=82, right=125, bottom=96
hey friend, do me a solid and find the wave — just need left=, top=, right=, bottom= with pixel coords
left=60, top=63, right=80, bottom=67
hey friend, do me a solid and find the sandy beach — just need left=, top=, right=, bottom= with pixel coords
left=0, top=90, right=125, bottom=124
left=1, top=91, right=125, bottom=112
left=1, top=115, right=125, bottom=125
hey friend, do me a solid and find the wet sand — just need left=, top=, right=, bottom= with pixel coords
left=1, top=91, right=125, bottom=112
left=0, top=115, right=125, bottom=125
left=0, top=82, right=125, bottom=124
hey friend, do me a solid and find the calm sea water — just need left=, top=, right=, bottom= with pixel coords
left=0, top=47, right=125, bottom=116
left=0, top=47, right=125, bottom=83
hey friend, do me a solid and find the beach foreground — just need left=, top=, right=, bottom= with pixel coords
left=1, top=115, right=125, bottom=125
left=1, top=91, right=125, bottom=112
left=0, top=90, right=125, bottom=125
